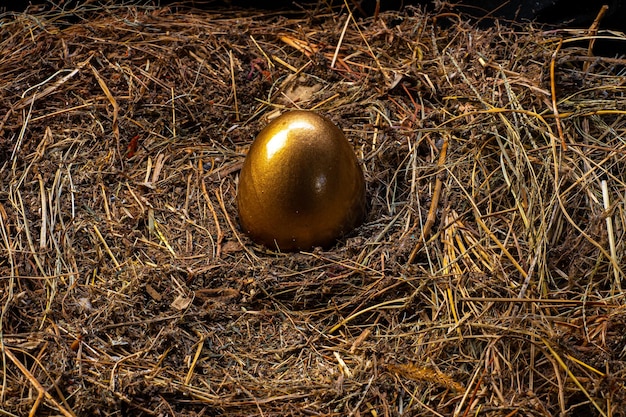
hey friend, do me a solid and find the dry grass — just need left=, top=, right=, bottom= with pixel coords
left=1, top=1, right=626, bottom=416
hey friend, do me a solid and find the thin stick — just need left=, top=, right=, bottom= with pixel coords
left=229, top=50, right=240, bottom=122
left=200, top=163, right=222, bottom=258
left=171, top=87, right=176, bottom=138
left=153, top=219, right=177, bottom=258
left=90, top=64, right=119, bottom=142
left=249, top=35, right=274, bottom=69
left=549, top=39, right=567, bottom=149
left=602, top=180, right=621, bottom=293
left=408, top=136, right=448, bottom=263
left=329, top=297, right=410, bottom=334
left=459, top=297, right=614, bottom=307
left=214, top=185, right=255, bottom=260
left=0, top=55, right=92, bottom=135
left=584, top=5, right=609, bottom=72
left=38, top=175, right=47, bottom=250
left=455, top=358, right=485, bottom=417
left=344, top=0, right=388, bottom=80
left=92, top=225, right=120, bottom=269
left=11, top=91, right=35, bottom=173
left=332, top=12, right=351, bottom=69
left=4, top=347, right=76, bottom=417
left=310, top=93, right=340, bottom=110
left=185, top=335, right=206, bottom=385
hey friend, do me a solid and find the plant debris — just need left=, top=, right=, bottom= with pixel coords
left=1, top=1, right=626, bottom=416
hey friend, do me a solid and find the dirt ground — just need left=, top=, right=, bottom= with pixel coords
left=1, top=1, right=626, bottom=416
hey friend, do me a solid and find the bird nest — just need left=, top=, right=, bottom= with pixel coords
left=1, top=2, right=626, bottom=416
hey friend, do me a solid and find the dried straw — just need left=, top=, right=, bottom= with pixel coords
left=1, top=1, right=626, bottom=416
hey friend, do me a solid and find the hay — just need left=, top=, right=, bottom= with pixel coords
left=1, top=1, right=626, bottom=416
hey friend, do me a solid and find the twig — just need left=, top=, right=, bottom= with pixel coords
left=171, top=87, right=177, bottom=138
left=92, top=224, right=120, bottom=269
left=0, top=55, right=93, bottom=135
left=459, top=297, right=615, bottom=307
left=549, top=39, right=567, bottom=149
left=229, top=50, right=240, bottom=122
left=90, top=63, right=120, bottom=150
left=200, top=161, right=222, bottom=258
left=408, top=136, right=448, bottom=263
left=329, top=297, right=410, bottom=334
left=601, top=179, right=621, bottom=293
left=332, top=12, right=351, bottom=69
left=185, top=335, right=206, bottom=385
left=4, top=347, right=76, bottom=417
left=584, top=5, right=609, bottom=72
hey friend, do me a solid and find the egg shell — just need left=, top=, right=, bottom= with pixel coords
left=237, top=110, right=366, bottom=251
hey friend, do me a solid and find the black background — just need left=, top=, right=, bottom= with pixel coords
left=4, top=1, right=626, bottom=37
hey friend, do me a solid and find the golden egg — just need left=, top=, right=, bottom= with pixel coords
left=237, top=110, right=366, bottom=251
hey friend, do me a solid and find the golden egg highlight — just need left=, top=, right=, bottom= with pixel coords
left=237, top=110, right=366, bottom=251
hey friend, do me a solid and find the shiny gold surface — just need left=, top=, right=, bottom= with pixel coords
left=237, top=110, right=366, bottom=251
